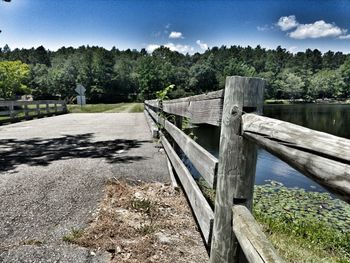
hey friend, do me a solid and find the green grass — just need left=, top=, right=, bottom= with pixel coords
left=67, top=103, right=144, bottom=113
left=264, top=99, right=292, bottom=104
left=62, top=228, right=85, bottom=243
left=197, top=179, right=350, bottom=262
left=254, top=181, right=350, bottom=262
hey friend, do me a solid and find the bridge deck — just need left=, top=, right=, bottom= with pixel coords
left=0, top=113, right=170, bottom=262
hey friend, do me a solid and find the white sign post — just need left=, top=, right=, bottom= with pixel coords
left=75, top=84, right=86, bottom=106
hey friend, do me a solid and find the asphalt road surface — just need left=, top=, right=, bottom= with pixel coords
left=0, top=113, right=170, bottom=262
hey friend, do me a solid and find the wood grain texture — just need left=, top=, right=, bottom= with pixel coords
left=144, top=99, right=160, bottom=109
left=242, top=114, right=350, bottom=163
left=164, top=119, right=218, bottom=188
left=0, top=100, right=66, bottom=124
left=146, top=100, right=218, bottom=187
left=232, top=205, right=284, bottom=263
left=210, top=76, right=245, bottom=263
left=145, top=87, right=266, bottom=126
left=0, top=100, right=65, bottom=107
left=166, top=157, right=179, bottom=188
left=244, top=132, right=350, bottom=203
left=210, top=76, right=265, bottom=263
left=163, top=98, right=223, bottom=126
left=144, top=105, right=159, bottom=124
left=161, top=134, right=214, bottom=244
left=144, top=110, right=159, bottom=138
left=164, top=90, right=224, bottom=104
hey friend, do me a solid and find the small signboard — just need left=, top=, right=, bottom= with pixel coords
left=77, top=95, right=86, bottom=105
left=75, top=84, right=86, bottom=106
left=75, top=84, right=86, bottom=96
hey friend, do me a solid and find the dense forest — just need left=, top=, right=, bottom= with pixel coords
left=0, top=44, right=349, bottom=102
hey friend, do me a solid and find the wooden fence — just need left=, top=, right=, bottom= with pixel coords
left=144, top=76, right=350, bottom=263
left=0, top=100, right=67, bottom=124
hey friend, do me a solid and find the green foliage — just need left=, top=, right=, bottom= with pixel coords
left=275, top=69, right=305, bottom=99
left=340, top=58, right=350, bottom=97
left=29, top=63, right=50, bottom=98
left=189, top=60, right=218, bottom=93
left=67, top=103, right=143, bottom=113
left=1, top=44, right=349, bottom=102
left=63, top=228, right=84, bottom=243
left=223, top=58, right=256, bottom=78
left=0, top=60, right=30, bottom=99
left=197, top=179, right=350, bottom=262
left=254, top=181, right=350, bottom=261
left=156, top=84, right=174, bottom=100
left=309, top=69, right=344, bottom=99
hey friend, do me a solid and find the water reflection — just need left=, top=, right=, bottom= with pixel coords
left=264, top=104, right=350, bottom=139
left=187, top=104, right=350, bottom=192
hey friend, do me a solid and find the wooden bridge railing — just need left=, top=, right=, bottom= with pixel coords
left=144, top=76, right=350, bottom=263
left=0, top=100, right=67, bottom=124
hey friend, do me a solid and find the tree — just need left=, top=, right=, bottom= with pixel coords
left=223, top=58, right=256, bottom=78
left=0, top=43, right=348, bottom=102
left=0, top=60, right=30, bottom=99
left=47, top=59, right=78, bottom=100
left=189, top=58, right=218, bottom=93
left=28, top=63, right=50, bottom=99
left=134, top=56, right=164, bottom=100
left=32, top=46, right=51, bottom=66
left=275, top=70, right=305, bottom=99
left=339, top=58, right=350, bottom=97
left=309, top=69, right=344, bottom=99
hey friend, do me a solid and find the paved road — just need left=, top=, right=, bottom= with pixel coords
left=0, top=113, right=170, bottom=262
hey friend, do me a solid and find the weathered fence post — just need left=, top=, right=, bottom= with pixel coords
left=36, top=102, right=40, bottom=116
left=9, top=101, right=15, bottom=120
left=61, top=100, right=68, bottom=113
left=173, top=115, right=183, bottom=152
left=210, top=76, right=264, bottom=263
left=24, top=103, right=29, bottom=119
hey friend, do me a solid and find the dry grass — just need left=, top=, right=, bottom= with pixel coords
left=67, top=179, right=208, bottom=262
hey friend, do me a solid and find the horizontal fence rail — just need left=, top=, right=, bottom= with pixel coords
left=242, top=114, right=350, bottom=202
left=0, top=100, right=67, bottom=124
left=160, top=132, right=214, bottom=244
left=144, top=75, right=349, bottom=263
left=144, top=104, right=218, bottom=188
left=232, top=205, right=283, bottom=263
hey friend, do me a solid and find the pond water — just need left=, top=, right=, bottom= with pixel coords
left=188, top=104, right=350, bottom=192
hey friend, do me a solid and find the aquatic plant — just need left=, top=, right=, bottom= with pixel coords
left=254, top=181, right=350, bottom=260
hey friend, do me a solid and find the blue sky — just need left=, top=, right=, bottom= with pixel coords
left=0, top=0, right=350, bottom=54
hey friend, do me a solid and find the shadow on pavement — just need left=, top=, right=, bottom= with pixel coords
left=0, top=133, right=150, bottom=172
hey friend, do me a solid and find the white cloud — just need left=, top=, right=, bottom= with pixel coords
left=276, top=15, right=350, bottom=40
left=196, top=40, right=208, bottom=50
left=289, top=20, right=347, bottom=39
left=257, top=25, right=273, bottom=32
left=146, top=44, right=160, bottom=53
left=339, top=34, right=350, bottom=39
left=277, top=15, right=298, bottom=31
left=169, top=31, right=183, bottom=39
left=288, top=46, right=299, bottom=53
left=146, top=42, right=194, bottom=54
left=165, top=42, right=194, bottom=53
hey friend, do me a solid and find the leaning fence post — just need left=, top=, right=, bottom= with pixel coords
left=209, top=76, right=264, bottom=263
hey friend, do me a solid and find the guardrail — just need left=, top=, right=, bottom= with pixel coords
left=144, top=76, right=350, bottom=263
left=0, top=100, right=67, bottom=124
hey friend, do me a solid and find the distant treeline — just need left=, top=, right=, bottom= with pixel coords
left=0, top=44, right=349, bottom=102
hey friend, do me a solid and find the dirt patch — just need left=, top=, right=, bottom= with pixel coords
left=68, top=179, right=209, bottom=262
